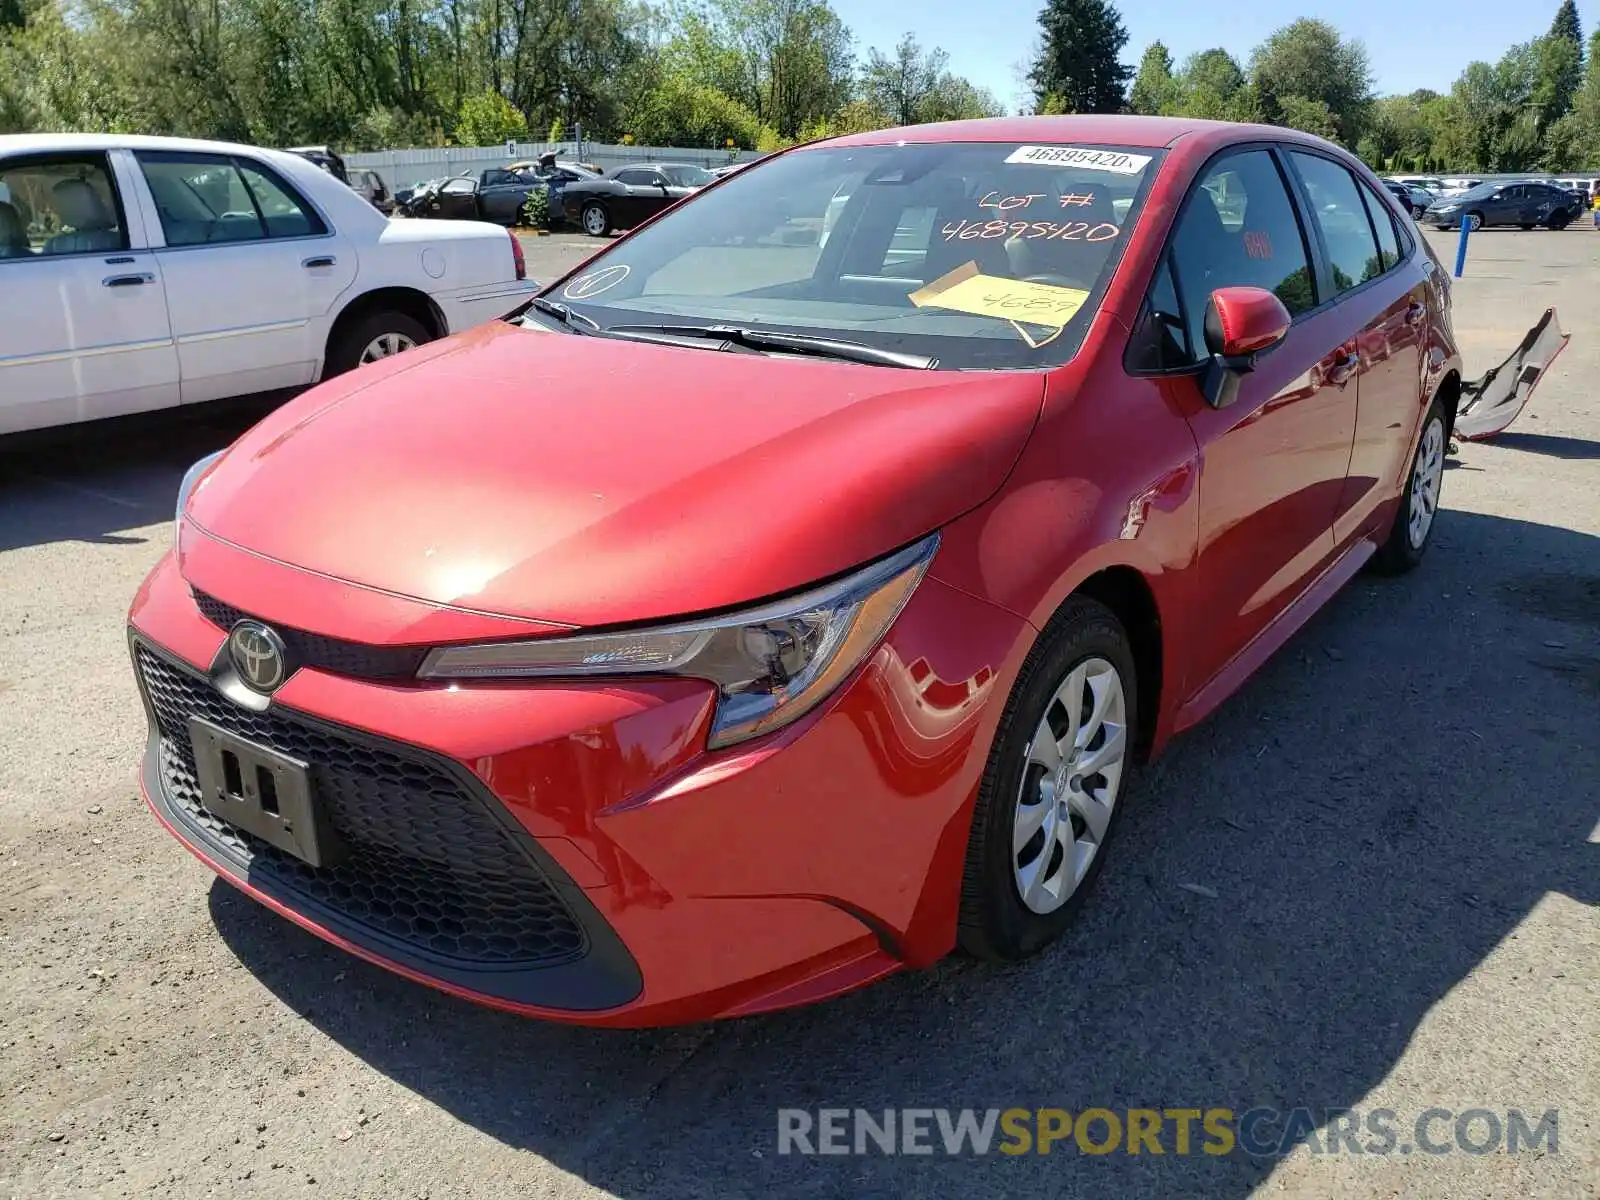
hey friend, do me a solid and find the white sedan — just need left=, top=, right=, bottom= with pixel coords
left=0, top=133, right=538, bottom=435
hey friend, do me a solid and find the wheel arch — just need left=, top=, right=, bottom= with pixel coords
left=322, top=287, right=447, bottom=376
left=1039, top=564, right=1165, bottom=762
left=1434, top=368, right=1462, bottom=439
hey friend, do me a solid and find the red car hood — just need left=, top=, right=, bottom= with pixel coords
left=186, top=322, right=1044, bottom=628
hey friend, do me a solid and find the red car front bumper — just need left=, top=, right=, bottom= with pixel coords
left=130, top=550, right=1029, bottom=1026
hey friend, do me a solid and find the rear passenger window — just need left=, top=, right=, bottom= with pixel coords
left=138, top=152, right=325, bottom=246
left=1289, top=152, right=1382, bottom=292
left=1165, top=149, right=1317, bottom=363
left=1358, top=182, right=1401, bottom=272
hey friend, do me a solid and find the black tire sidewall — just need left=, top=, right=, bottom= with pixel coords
left=958, top=597, right=1138, bottom=962
left=327, top=310, right=431, bottom=378
left=1374, top=399, right=1447, bottom=574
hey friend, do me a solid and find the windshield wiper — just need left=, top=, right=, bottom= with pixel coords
left=605, top=323, right=937, bottom=370
left=527, top=296, right=599, bottom=334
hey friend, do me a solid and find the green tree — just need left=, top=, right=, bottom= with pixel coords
left=1028, top=0, right=1132, bottom=114
left=1550, top=0, right=1583, bottom=53
left=862, top=33, right=946, bottom=125
left=1129, top=41, right=1177, bottom=115
left=674, top=0, right=853, bottom=138
left=1277, top=94, right=1339, bottom=139
left=1176, top=48, right=1248, bottom=120
left=456, top=89, right=528, bottom=146
left=1250, top=19, right=1373, bottom=145
left=1532, top=31, right=1582, bottom=131
left=625, top=72, right=764, bottom=146
left=862, top=32, right=1003, bottom=125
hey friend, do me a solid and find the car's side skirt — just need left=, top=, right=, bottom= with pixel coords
left=1172, top=534, right=1377, bottom=736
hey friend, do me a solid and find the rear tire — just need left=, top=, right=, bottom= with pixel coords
left=1372, top=396, right=1447, bottom=575
left=581, top=202, right=611, bottom=237
left=957, top=597, right=1138, bottom=963
left=325, top=310, right=431, bottom=378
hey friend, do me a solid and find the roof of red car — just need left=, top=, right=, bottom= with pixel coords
left=820, top=114, right=1307, bottom=152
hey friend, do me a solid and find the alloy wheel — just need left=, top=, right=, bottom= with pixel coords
left=583, top=205, right=606, bottom=235
left=1013, top=657, right=1129, bottom=915
left=1408, top=417, right=1445, bottom=548
left=359, top=332, right=416, bottom=364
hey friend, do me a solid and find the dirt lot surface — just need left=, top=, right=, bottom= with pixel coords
left=1, top=227, right=1595, bottom=1199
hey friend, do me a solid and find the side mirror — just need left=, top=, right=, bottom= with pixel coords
left=1199, top=286, right=1292, bottom=409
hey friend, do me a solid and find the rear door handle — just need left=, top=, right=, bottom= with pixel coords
left=302, top=255, right=337, bottom=269
left=1328, top=350, right=1360, bottom=386
left=102, top=273, right=154, bottom=288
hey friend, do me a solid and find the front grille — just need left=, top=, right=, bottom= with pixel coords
left=135, top=643, right=586, bottom=968
left=193, top=591, right=428, bottom=681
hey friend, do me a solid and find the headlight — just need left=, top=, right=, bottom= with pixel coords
left=419, top=535, right=938, bottom=748
left=1433, top=204, right=1459, bottom=214
left=174, top=450, right=224, bottom=544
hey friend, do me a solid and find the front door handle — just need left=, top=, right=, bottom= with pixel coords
left=103, top=273, right=154, bottom=288
left=1404, top=301, right=1426, bottom=326
left=302, top=255, right=337, bottom=269
left=1327, top=350, right=1360, bottom=386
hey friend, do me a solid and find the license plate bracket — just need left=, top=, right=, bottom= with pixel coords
left=188, top=717, right=344, bottom=868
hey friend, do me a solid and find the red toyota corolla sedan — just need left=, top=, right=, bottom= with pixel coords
left=132, top=116, right=1508, bottom=1026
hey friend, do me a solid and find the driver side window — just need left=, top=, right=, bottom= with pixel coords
left=1130, top=148, right=1316, bottom=371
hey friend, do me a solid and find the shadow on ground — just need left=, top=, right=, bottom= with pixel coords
left=1484, top=431, right=1600, bottom=461
left=0, top=396, right=287, bottom=553
left=205, top=507, right=1598, bottom=1199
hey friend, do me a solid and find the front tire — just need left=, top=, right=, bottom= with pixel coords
left=325, top=310, right=431, bottom=378
left=958, top=597, right=1138, bottom=962
left=581, top=202, right=611, bottom=237
left=1548, top=211, right=1572, bottom=230
left=1466, top=211, right=1484, bottom=232
left=1372, top=398, right=1447, bottom=575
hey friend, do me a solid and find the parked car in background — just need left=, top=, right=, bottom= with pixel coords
left=560, top=162, right=714, bottom=235
left=0, top=133, right=536, bottom=435
left=392, top=177, right=438, bottom=209
left=1388, top=174, right=1444, bottom=193
left=285, top=145, right=348, bottom=184
left=405, top=156, right=603, bottom=226
left=1424, top=179, right=1579, bottom=230
left=132, top=115, right=1563, bottom=1027
left=1435, top=176, right=1484, bottom=199
left=1383, top=179, right=1431, bottom=218
left=348, top=167, right=393, bottom=214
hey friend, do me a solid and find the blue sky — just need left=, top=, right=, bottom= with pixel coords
left=832, top=0, right=1583, bottom=111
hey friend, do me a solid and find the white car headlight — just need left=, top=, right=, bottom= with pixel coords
left=419, top=535, right=938, bottom=748
left=173, top=450, right=224, bottom=544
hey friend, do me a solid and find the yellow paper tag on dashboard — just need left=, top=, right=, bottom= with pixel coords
left=908, top=262, right=1089, bottom=330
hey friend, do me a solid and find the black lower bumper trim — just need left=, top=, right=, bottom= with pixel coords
left=132, top=633, right=642, bottom=1013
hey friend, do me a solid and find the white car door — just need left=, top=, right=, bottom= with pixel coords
left=0, top=148, right=179, bottom=435
left=128, top=148, right=356, bottom=404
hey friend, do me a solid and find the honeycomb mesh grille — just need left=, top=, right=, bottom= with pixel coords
left=135, top=643, right=586, bottom=968
left=193, top=591, right=429, bottom=681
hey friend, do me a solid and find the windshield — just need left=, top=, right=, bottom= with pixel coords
left=534, top=141, right=1159, bottom=370
left=661, top=165, right=715, bottom=188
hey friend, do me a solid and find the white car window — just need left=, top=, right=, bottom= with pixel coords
left=0, top=155, right=128, bottom=258
left=138, top=153, right=326, bottom=246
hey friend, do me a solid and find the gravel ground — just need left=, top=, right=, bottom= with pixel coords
left=1, top=228, right=1595, bottom=1199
